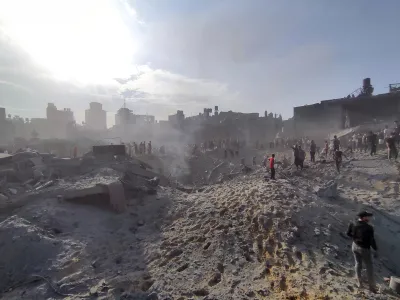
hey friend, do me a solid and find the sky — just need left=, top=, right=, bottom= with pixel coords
left=0, top=0, right=400, bottom=127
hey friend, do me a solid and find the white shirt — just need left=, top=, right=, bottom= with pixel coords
left=384, top=128, right=390, bottom=138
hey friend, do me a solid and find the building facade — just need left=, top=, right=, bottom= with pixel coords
left=85, top=102, right=107, bottom=130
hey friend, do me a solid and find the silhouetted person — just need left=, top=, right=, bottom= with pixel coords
left=386, top=132, right=398, bottom=160
left=298, top=146, right=305, bottom=170
left=310, top=140, right=316, bottom=162
left=368, top=131, right=377, bottom=156
left=333, top=135, right=340, bottom=151
left=334, top=149, right=347, bottom=173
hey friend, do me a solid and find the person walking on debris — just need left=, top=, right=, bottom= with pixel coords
left=333, top=135, right=340, bottom=152
left=252, top=156, right=256, bottom=166
left=268, top=154, right=276, bottom=180
left=324, top=140, right=329, bottom=158
left=310, top=140, right=316, bottom=162
left=347, top=211, right=378, bottom=292
left=73, top=146, right=77, bottom=158
left=148, top=141, right=152, bottom=154
left=368, top=131, right=377, bottom=156
left=334, top=148, right=347, bottom=173
left=298, top=146, right=305, bottom=169
left=394, top=120, right=400, bottom=146
left=386, top=131, right=398, bottom=160
left=292, top=145, right=300, bottom=170
left=357, top=133, right=362, bottom=152
left=362, top=133, right=368, bottom=152
left=384, top=125, right=390, bottom=140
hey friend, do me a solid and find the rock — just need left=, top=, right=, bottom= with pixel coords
left=167, top=249, right=183, bottom=258
left=217, top=262, right=224, bottom=273
left=8, top=188, right=17, bottom=195
left=315, top=181, right=337, bottom=198
left=146, top=292, right=159, bottom=300
left=193, top=289, right=209, bottom=296
left=115, top=255, right=123, bottom=264
left=208, top=272, right=222, bottom=286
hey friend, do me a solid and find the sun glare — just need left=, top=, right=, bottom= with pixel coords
left=0, top=0, right=136, bottom=84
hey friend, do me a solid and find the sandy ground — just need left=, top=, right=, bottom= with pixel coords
left=1, top=148, right=400, bottom=299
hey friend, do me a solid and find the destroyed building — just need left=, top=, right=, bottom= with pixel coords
left=115, top=107, right=155, bottom=127
left=294, top=78, right=400, bottom=138
left=0, top=108, right=14, bottom=145
left=181, top=108, right=283, bottom=143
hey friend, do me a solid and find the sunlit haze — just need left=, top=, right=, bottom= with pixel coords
left=1, top=0, right=400, bottom=126
left=0, top=0, right=136, bottom=84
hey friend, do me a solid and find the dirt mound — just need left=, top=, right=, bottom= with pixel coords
left=0, top=215, right=78, bottom=291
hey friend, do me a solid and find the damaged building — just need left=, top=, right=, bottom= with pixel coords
left=294, top=78, right=400, bottom=138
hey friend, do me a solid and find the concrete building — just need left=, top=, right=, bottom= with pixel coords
left=293, top=78, right=400, bottom=138
left=115, top=108, right=134, bottom=126
left=0, top=108, right=14, bottom=144
left=0, top=107, right=5, bottom=121
left=45, top=103, right=75, bottom=138
left=168, top=110, right=185, bottom=128
left=135, top=115, right=155, bottom=125
left=46, top=103, right=74, bottom=123
left=85, top=102, right=107, bottom=130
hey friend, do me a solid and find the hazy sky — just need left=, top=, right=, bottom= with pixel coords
left=1, top=0, right=400, bottom=127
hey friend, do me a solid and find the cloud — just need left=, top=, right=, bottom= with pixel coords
left=117, top=66, right=240, bottom=118
left=0, top=22, right=238, bottom=124
left=0, top=0, right=338, bottom=124
left=135, top=0, right=336, bottom=118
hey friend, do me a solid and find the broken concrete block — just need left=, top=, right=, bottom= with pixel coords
left=315, top=180, right=337, bottom=198
left=390, top=276, right=400, bottom=294
left=106, top=181, right=126, bottom=213
left=8, top=188, right=17, bottom=195
left=64, top=181, right=126, bottom=213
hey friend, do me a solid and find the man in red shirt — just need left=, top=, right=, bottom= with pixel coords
left=268, top=154, right=276, bottom=180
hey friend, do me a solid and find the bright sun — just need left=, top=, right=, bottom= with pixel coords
left=0, top=0, right=137, bottom=84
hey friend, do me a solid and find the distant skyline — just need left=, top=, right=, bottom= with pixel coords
left=1, top=0, right=400, bottom=128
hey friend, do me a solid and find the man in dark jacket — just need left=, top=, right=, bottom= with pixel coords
left=368, top=131, right=377, bottom=156
left=347, top=211, right=378, bottom=292
left=310, top=140, right=316, bottom=163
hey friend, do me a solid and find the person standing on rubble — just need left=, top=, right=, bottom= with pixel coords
left=368, top=131, right=377, bottom=156
left=347, top=211, right=378, bottom=292
left=73, top=146, right=77, bottom=158
left=298, top=146, right=305, bottom=170
left=384, top=125, right=390, bottom=140
left=333, top=135, right=340, bottom=152
left=386, top=131, right=398, bottom=160
left=394, top=121, right=400, bottom=145
left=334, top=148, right=347, bottom=173
left=292, top=145, right=300, bottom=169
left=268, top=154, right=276, bottom=180
left=310, top=140, right=316, bottom=162
left=362, top=133, right=368, bottom=152
left=324, top=140, right=329, bottom=158
left=148, top=141, right=152, bottom=154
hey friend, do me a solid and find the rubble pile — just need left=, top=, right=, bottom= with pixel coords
left=1, top=147, right=400, bottom=299
left=0, top=216, right=83, bottom=292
